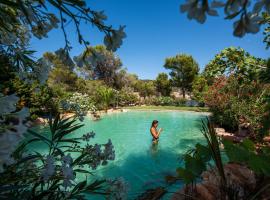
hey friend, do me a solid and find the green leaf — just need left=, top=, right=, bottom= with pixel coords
left=184, top=154, right=206, bottom=176
left=53, top=124, right=84, bottom=141
left=195, top=143, right=212, bottom=162
left=85, top=180, right=107, bottom=192
left=241, top=139, right=255, bottom=152
left=28, top=129, right=52, bottom=146
left=74, top=169, right=93, bottom=175
left=71, top=180, right=87, bottom=194
left=176, top=167, right=196, bottom=184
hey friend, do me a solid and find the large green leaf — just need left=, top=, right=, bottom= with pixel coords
left=176, top=167, right=196, bottom=184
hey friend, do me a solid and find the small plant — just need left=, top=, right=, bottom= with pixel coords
left=176, top=118, right=226, bottom=194
left=60, top=92, right=97, bottom=120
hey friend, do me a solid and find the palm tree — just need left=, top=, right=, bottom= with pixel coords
left=97, top=86, right=115, bottom=111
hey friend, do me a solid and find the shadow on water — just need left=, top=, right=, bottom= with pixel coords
left=89, top=142, right=187, bottom=200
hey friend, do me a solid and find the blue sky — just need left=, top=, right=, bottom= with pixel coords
left=31, top=0, right=269, bottom=80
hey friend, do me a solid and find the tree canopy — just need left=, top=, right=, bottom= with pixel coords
left=74, top=45, right=122, bottom=87
left=164, top=54, right=199, bottom=98
left=203, top=47, right=267, bottom=83
left=155, top=73, right=171, bottom=96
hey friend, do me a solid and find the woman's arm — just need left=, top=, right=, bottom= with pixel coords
left=151, top=127, right=163, bottom=139
left=150, top=127, right=159, bottom=139
left=157, top=128, right=163, bottom=135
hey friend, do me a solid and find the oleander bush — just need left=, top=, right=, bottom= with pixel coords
left=204, top=75, right=270, bottom=135
left=0, top=114, right=127, bottom=199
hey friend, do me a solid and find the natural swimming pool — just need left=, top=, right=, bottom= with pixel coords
left=32, top=110, right=207, bottom=199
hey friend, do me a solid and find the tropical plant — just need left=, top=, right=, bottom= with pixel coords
left=177, top=119, right=225, bottom=186
left=96, top=87, right=116, bottom=111
left=223, top=139, right=270, bottom=176
left=0, top=113, right=128, bottom=199
left=176, top=119, right=270, bottom=199
left=164, top=54, right=199, bottom=98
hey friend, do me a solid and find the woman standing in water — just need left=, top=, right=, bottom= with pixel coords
left=150, top=120, right=163, bottom=144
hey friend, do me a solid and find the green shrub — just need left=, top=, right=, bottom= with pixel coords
left=204, top=76, right=270, bottom=134
left=118, top=89, right=139, bottom=106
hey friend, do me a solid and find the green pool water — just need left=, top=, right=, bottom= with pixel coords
left=33, top=110, right=207, bottom=199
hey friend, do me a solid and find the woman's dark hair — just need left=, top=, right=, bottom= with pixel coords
left=152, top=120, right=158, bottom=127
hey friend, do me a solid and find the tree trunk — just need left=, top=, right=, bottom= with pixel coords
left=182, top=88, right=186, bottom=99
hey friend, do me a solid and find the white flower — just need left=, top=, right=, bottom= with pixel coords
left=62, top=165, right=75, bottom=180
left=104, top=26, right=126, bottom=52
left=180, top=0, right=210, bottom=24
left=63, top=179, right=73, bottom=189
left=225, top=0, right=245, bottom=14
left=41, top=155, right=55, bottom=181
left=62, top=154, right=73, bottom=165
left=0, top=107, right=30, bottom=172
left=61, top=154, right=75, bottom=189
left=94, top=144, right=102, bottom=156
left=93, top=11, right=107, bottom=25
left=34, top=58, right=52, bottom=84
left=104, top=139, right=115, bottom=160
left=0, top=94, right=19, bottom=114
left=82, top=131, right=95, bottom=141
left=233, top=13, right=262, bottom=37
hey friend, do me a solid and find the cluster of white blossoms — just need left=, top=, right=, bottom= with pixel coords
left=180, top=0, right=218, bottom=24
left=41, top=154, right=75, bottom=189
left=106, top=177, right=128, bottom=200
left=41, top=155, right=55, bottom=182
left=0, top=94, right=30, bottom=172
left=180, top=0, right=270, bottom=37
left=83, top=139, right=115, bottom=170
left=104, top=26, right=126, bottom=52
left=61, top=154, right=75, bottom=189
left=60, top=92, right=97, bottom=121
left=93, top=11, right=108, bottom=25
left=67, top=92, right=95, bottom=111
left=233, top=13, right=262, bottom=37
left=82, top=131, right=96, bottom=142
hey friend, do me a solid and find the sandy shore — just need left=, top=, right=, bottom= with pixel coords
left=34, top=107, right=210, bottom=125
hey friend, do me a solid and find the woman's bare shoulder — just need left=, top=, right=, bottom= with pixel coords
left=150, top=127, right=155, bottom=132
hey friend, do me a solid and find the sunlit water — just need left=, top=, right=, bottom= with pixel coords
left=31, top=110, right=207, bottom=199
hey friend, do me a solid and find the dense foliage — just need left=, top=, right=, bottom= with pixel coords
left=192, top=75, right=208, bottom=104
left=74, top=45, right=122, bottom=87
left=205, top=75, right=270, bottom=135
left=198, top=48, right=270, bottom=138
left=0, top=1, right=127, bottom=199
left=164, top=54, right=199, bottom=98
left=155, top=73, right=172, bottom=96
